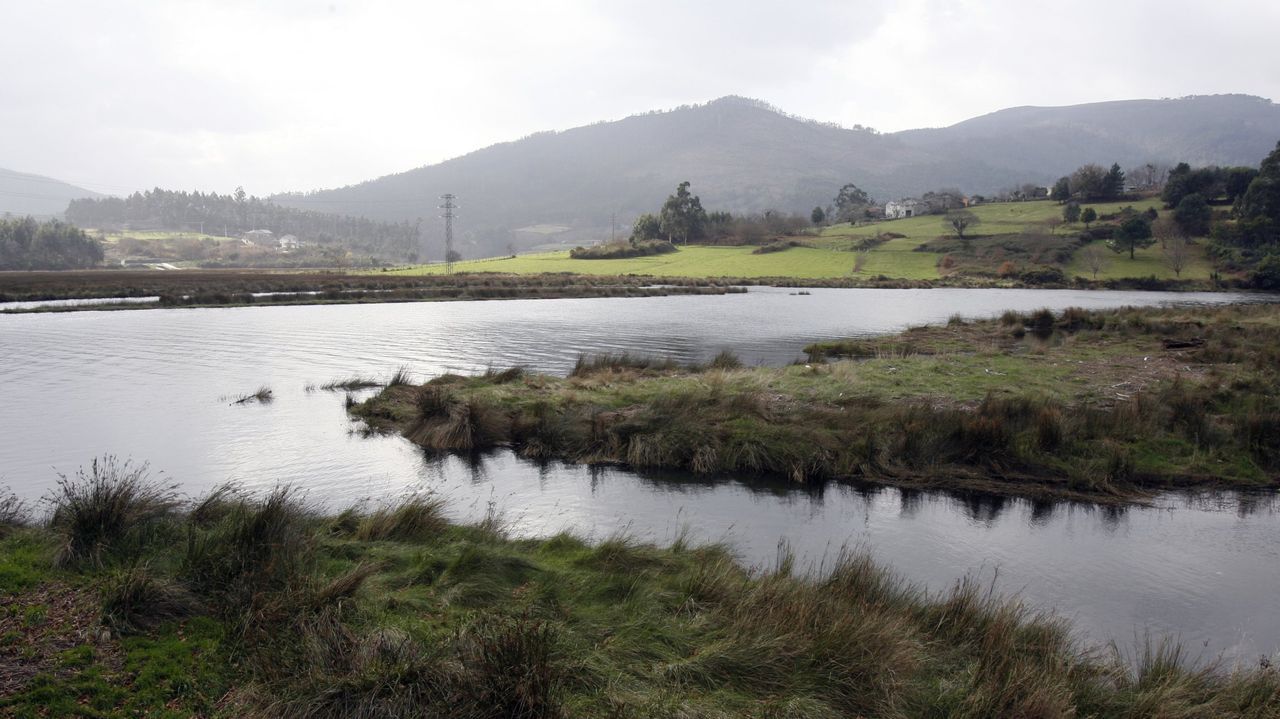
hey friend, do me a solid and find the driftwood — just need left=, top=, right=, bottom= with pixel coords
left=1162, top=337, right=1205, bottom=350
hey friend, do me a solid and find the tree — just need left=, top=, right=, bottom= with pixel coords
left=1069, top=164, right=1108, bottom=201
left=834, top=183, right=871, bottom=223
left=1063, top=202, right=1082, bottom=224
left=1080, top=243, right=1109, bottom=279
left=658, top=181, right=707, bottom=244
left=1081, top=207, right=1097, bottom=228
left=810, top=206, right=825, bottom=225
left=632, top=213, right=661, bottom=242
left=921, top=188, right=964, bottom=214
left=1102, top=163, right=1126, bottom=200
left=1173, top=193, right=1211, bottom=236
left=1224, top=166, right=1259, bottom=203
left=1239, top=141, right=1280, bottom=225
left=1163, top=236, right=1191, bottom=278
left=944, top=209, right=980, bottom=241
left=1050, top=177, right=1071, bottom=203
left=1108, top=216, right=1154, bottom=259
left=233, top=186, right=248, bottom=231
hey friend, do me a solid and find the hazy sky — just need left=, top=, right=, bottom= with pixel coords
left=2, top=0, right=1277, bottom=197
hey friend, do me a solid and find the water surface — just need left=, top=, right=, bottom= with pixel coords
left=1, top=287, right=1275, bottom=662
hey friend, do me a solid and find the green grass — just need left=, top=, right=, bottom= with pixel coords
left=1067, top=239, right=1215, bottom=280
left=388, top=199, right=1198, bottom=283
left=3, top=476, right=1277, bottom=718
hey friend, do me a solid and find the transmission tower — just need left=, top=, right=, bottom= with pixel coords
left=439, top=194, right=456, bottom=273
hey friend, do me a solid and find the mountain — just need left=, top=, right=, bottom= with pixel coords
left=0, top=168, right=105, bottom=218
left=272, top=95, right=1280, bottom=258
left=894, top=94, right=1280, bottom=189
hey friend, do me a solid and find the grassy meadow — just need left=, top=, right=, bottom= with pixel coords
left=388, top=199, right=1216, bottom=284
left=3, top=465, right=1278, bottom=717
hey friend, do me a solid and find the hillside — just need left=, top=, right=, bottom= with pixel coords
left=895, top=94, right=1280, bottom=186
left=273, top=95, right=1280, bottom=258
left=0, top=167, right=103, bottom=217
left=388, top=199, right=1216, bottom=285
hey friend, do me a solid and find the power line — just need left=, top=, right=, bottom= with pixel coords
left=439, top=193, right=456, bottom=273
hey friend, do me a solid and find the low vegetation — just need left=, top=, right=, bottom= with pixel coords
left=0, top=270, right=743, bottom=311
left=569, top=239, right=676, bottom=260
left=355, top=304, right=1280, bottom=500
left=3, top=463, right=1277, bottom=717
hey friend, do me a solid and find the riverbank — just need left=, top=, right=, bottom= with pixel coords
left=0, top=271, right=746, bottom=313
left=0, top=266, right=1256, bottom=315
left=354, top=304, right=1280, bottom=502
left=2, top=470, right=1276, bottom=717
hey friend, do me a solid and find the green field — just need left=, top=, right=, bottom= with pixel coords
left=389, top=199, right=1214, bottom=282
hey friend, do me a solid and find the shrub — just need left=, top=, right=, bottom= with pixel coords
left=708, top=350, right=743, bottom=370
left=569, top=239, right=675, bottom=259
left=44, top=457, right=182, bottom=568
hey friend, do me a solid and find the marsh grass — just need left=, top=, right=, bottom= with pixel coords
left=316, top=376, right=382, bottom=392
left=44, top=456, right=182, bottom=568
left=7, top=461, right=1279, bottom=717
left=386, top=365, right=414, bottom=387
left=231, top=385, right=273, bottom=405
left=571, top=352, right=681, bottom=377
left=0, top=485, right=29, bottom=535
left=100, top=563, right=201, bottom=635
left=356, top=493, right=448, bottom=542
left=351, top=304, right=1280, bottom=500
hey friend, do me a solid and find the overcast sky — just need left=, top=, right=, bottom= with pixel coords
left=2, top=0, right=1277, bottom=197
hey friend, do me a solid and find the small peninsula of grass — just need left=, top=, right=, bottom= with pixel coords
left=354, top=304, right=1280, bottom=501
left=2, top=466, right=1277, bottom=717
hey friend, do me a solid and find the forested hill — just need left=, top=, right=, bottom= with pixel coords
left=269, top=95, right=1280, bottom=258
left=893, top=94, right=1280, bottom=189
left=0, top=167, right=103, bottom=218
left=66, top=188, right=421, bottom=260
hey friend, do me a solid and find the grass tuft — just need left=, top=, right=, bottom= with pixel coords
left=44, top=456, right=182, bottom=568
left=100, top=563, right=201, bottom=635
left=356, top=493, right=448, bottom=542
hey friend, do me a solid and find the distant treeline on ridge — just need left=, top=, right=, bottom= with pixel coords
left=0, top=216, right=104, bottom=270
left=66, top=188, right=421, bottom=261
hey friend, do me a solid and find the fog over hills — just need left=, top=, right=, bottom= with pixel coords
left=269, top=94, right=1280, bottom=258
left=0, top=168, right=103, bottom=218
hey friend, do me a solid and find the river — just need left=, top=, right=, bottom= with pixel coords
left=1, top=287, right=1275, bottom=663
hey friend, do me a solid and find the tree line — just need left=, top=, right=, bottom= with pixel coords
left=0, top=216, right=104, bottom=270
left=65, top=188, right=421, bottom=261
left=628, top=181, right=810, bottom=246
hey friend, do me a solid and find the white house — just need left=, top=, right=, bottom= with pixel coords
left=884, top=199, right=923, bottom=219
left=278, top=234, right=300, bottom=251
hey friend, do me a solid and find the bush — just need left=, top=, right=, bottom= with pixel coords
left=44, top=457, right=182, bottom=568
left=569, top=239, right=676, bottom=259
left=751, top=239, right=810, bottom=254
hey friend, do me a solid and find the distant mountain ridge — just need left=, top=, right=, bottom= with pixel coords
left=262, top=94, right=1276, bottom=257
left=0, top=168, right=103, bottom=218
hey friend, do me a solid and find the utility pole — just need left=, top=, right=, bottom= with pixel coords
left=611, top=212, right=616, bottom=243
left=439, top=193, right=456, bottom=273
